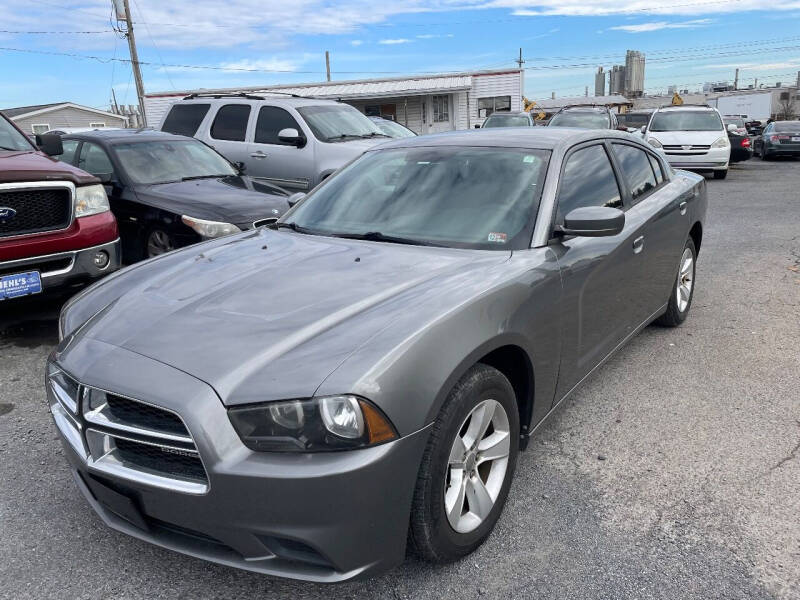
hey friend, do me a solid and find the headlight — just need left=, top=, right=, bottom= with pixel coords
left=228, top=395, right=398, bottom=452
left=711, top=136, right=730, bottom=148
left=75, top=184, right=110, bottom=217
left=647, top=138, right=662, bottom=148
left=181, top=215, right=241, bottom=238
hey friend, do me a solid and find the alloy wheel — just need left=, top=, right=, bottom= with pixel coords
left=444, top=399, right=511, bottom=533
left=676, top=247, right=694, bottom=313
left=147, top=230, right=175, bottom=257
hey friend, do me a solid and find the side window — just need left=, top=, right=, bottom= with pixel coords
left=210, top=104, right=251, bottom=142
left=647, top=153, right=665, bottom=185
left=612, top=143, right=658, bottom=203
left=254, top=106, right=303, bottom=145
left=556, top=144, right=622, bottom=222
left=162, top=103, right=210, bottom=137
left=77, top=142, right=114, bottom=177
left=56, top=139, right=80, bottom=165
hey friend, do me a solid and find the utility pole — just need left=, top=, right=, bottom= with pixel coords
left=734, top=68, right=739, bottom=90
left=754, top=77, right=758, bottom=88
left=325, top=51, right=331, bottom=82
left=516, top=48, right=524, bottom=69
left=121, top=0, right=146, bottom=125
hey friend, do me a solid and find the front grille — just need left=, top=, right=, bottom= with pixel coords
left=662, top=144, right=711, bottom=151
left=105, top=394, right=189, bottom=437
left=114, top=436, right=207, bottom=482
left=0, top=256, right=72, bottom=278
left=0, top=187, right=72, bottom=238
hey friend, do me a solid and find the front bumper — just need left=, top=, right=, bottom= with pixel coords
left=663, top=146, right=730, bottom=171
left=0, top=239, right=120, bottom=293
left=47, top=338, right=430, bottom=582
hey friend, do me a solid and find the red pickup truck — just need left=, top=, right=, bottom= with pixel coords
left=0, top=112, right=120, bottom=301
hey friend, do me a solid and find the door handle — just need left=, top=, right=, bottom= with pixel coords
left=679, top=201, right=688, bottom=215
left=250, top=151, right=268, bottom=159
left=633, top=235, right=644, bottom=254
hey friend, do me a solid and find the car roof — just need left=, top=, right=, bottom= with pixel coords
left=558, top=105, right=610, bottom=112
left=373, top=127, right=636, bottom=151
left=486, top=112, right=530, bottom=117
left=656, top=105, right=716, bottom=112
left=61, top=128, right=195, bottom=144
left=175, top=95, right=343, bottom=109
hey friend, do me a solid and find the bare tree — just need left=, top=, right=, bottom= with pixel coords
left=777, top=97, right=797, bottom=120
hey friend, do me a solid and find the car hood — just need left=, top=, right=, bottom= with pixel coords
left=0, top=149, right=98, bottom=185
left=646, top=130, right=725, bottom=145
left=70, top=229, right=510, bottom=405
left=134, top=176, right=291, bottom=226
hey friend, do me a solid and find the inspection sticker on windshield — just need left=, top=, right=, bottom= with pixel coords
left=523, top=155, right=536, bottom=163
left=488, top=232, right=507, bottom=243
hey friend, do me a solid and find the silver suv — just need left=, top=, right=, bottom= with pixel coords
left=158, top=94, right=389, bottom=192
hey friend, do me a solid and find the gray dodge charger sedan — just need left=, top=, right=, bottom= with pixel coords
left=48, top=128, right=706, bottom=582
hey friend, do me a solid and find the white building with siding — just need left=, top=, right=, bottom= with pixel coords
left=143, top=69, right=524, bottom=134
left=3, top=102, right=128, bottom=134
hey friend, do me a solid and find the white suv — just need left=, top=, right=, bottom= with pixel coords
left=643, top=105, right=731, bottom=179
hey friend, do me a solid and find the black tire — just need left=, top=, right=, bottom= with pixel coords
left=144, top=226, right=177, bottom=259
left=713, top=169, right=728, bottom=180
left=409, top=364, right=520, bottom=563
left=656, top=237, right=696, bottom=327
left=761, top=149, right=771, bottom=161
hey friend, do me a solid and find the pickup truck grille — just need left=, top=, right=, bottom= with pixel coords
left=0, top=187, right=72, bottom=238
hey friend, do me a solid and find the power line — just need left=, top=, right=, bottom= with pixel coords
left=0, top=29, right=112, bottom=34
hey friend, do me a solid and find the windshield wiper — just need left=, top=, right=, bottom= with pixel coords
left=181, top=174, right=233, bottom=181
left=273, top=221, right=318, bottom=235
left=331, top=231, right=441, bottom=246
left=359, top=132, right=390, bottom=138
left=325, top=134, right=363, bottom=142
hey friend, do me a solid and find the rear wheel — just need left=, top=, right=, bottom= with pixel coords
left=409, top=364, right=519, bottom=562
left=656, top=238, right=696, bottom=327
left=145, top=227, right=176, bottom=258
left=713, top=169, right=728, bottom=180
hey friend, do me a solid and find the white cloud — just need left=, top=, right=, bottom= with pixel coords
left=416, top=33, right=454, bottom=39
left=350, top=40, right=364, bottom=46
left=505, top=1, right=800, bottom=17
left=218, top=58, right=301, bottom=72
left=695, top=58, right=800, bottom=71
left=609, top=18, right=712, bottom=33
left=379, top=38, right=413, bottom=45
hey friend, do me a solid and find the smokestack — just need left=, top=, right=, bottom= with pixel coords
left=551, top=91, right=555, bottom=99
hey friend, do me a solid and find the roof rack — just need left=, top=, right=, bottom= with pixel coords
left=658, top=103, right=711, bottom=109
left=182, top=91, right=316, bottom=100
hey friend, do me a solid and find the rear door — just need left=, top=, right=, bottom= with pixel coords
left=246, top=104, right=314, bottom=192
left=550, top=141, right=649, bottom=400
left=205, top=103, right=253, bottom=169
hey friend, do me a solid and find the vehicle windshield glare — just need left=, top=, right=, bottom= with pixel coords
left=483, top=115, right=531, bottom=127
left=549, top=112, right=609, bottom=129
left=112, top=139, right=237, bottom=185
left=284, top=146, right=549, bottom=250
left=0, top=115, right=35, bottom=151
left=374, top=119, right=416, bottom=138
left=650, top=111, right=723, bottom=132
left=772, top=121, right=800, bottom=132
left=296, top=105, right=385, bottom=142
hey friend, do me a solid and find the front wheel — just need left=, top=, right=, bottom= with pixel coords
left=656, top=238, right=696, bottom=327
left=713, top=169, right=728, bottom=180
left=409, top=364, right=519, bottom=563
left=145, top=227, right=176, bottom=258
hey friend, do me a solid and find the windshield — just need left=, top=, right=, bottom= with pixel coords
left=284, top=146, right=549, bottom=250
left=617, top=113, right=650, bottom=128
left=549, top=112, right=609, bottom=129
left=650, top=111, right=723, bottom=132
left=483, top=115, right=531, bottom=128
left=723, top=117, right=745, bottom=128
left=0, top=114, right=35, bottom=151
left=296, top=105, right=385, bottom=142
left=773, top=121, right=800, bottom=132
left=113, top=139, right=237, bottom=185
left=373, top=119, right=416, bottom=138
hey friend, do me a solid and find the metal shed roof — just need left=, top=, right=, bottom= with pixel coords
left=262, top=75, right=473, bottom=99
left=533, top=95, right=632, bottom=110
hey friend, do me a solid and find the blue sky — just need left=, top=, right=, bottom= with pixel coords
left=2, top=0, right=800, bottom=110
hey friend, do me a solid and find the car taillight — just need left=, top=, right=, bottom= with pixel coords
left=770, top=135, right=789, bottom=141
left=741, top=138, right=750, bottom=148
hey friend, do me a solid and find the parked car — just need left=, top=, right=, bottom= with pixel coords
left=643, top=105, right=731, bottom=179
left=481, top=111, right=535, bottom=128
left=51, top=127, right=706, bottom=582
left=722, top=115, right=748, bottom=136
left=0, top=111, right=119, bottom=301
left=753, top=120, right=800, bottom=159
left=368, top=116, right=416, bottom=138
left=57, top=129, right=292, bottom=261
left=728, top=130, right=753, bottom=163
left=158, top=93, right=390, bottom=192
left=547, top=105, right=621, bottom=130
left=745, top=120, right=763, bottom=136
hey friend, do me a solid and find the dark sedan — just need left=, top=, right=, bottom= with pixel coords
left=51, top=128, right=706, bottom=582
left=57, top=130, right=291, bottom=261
left=753, top=120, right=800, bottom=159
left=728, top=130, right=753, bottom=163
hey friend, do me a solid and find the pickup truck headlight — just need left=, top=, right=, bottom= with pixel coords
left=181, top=215, right=241, bottom=239
left=711, top=136, right=730, bottom=148
left=647, top=138, right=662, bottom=148
left=75, top=184, right=110, bottom=217
left=228, top=395, right=398, bottom=452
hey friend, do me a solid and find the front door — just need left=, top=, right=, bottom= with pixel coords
left=427, top=95, right=452, bottom=134
left=247, top=104, right=314, bottom=192
left=550, top=141, right=648, bottom=400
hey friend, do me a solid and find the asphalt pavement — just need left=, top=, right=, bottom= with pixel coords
left=1, top=157, right=798, bottom=599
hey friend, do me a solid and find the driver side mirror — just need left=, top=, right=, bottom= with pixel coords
left=640, top=125, right=647, bottom=134
left=36, top=133, right=63, bottom=157
left=278, top=128, right=305, bottom=148
left=287, top=192, right=306, bottom=208
left=559, top=206, right=625, bottom=238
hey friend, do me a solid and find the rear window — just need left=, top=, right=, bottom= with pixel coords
left=161, top=103, right=210, bottom=137
left=483, top=114, right=531, bottom=127
left=210, top=104, right=251, bottom=142
left=549, top=111, right=609, bottom=129
left=617, top=113, right=650, bottom=129
left=773, top=121, right=800, bottom=133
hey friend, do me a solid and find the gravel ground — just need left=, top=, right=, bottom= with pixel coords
left=1, top=158, right=798, bottom=600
